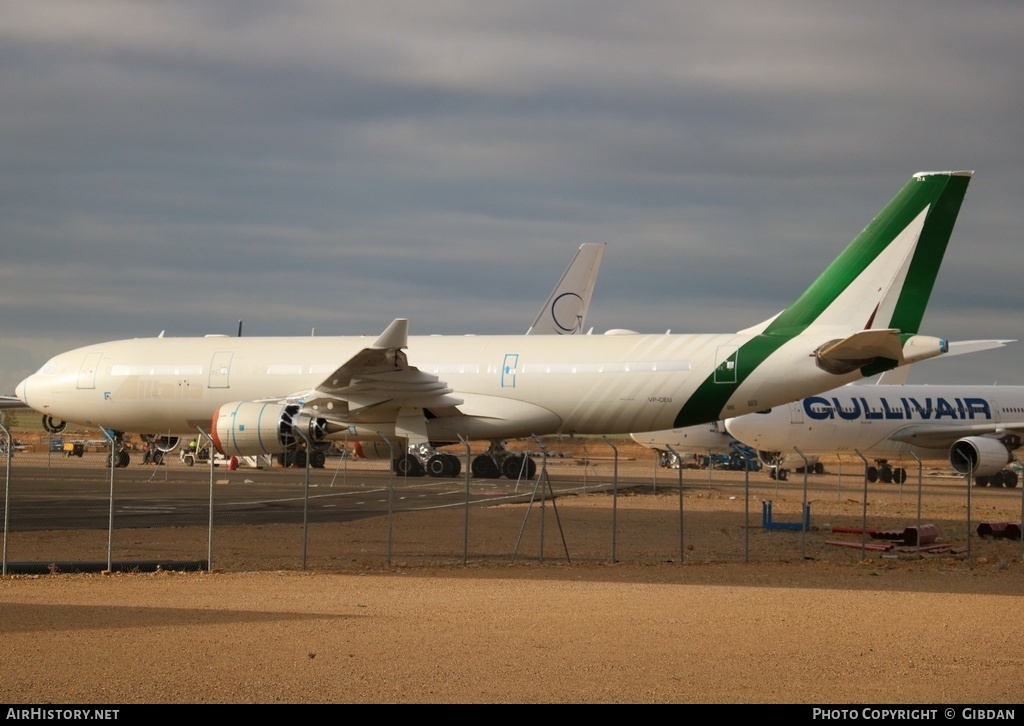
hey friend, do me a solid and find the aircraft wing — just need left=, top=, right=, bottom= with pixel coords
left=0, top=396, right=26, bottom=409
left=888, top=422, right=1024, bottom=449
left=301, top=318, right=463, bottom=422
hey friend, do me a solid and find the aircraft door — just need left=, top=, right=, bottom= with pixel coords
left=501, top=354, right=519, bottom=388
left=76, top=352, right=103, bottom=390
left=209, top=351, right=233, bottom=389
left=714, top=346, right=739, bottom=384
left=789, top=401, right=803, bottom=425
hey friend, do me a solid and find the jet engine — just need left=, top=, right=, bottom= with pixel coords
left=149, top=435, right=181, bottom=452
left=212, top=402, right=328, bottom=457
left=42, top=415, right=67, bottom=434
left=948, top=436, right=1012, bottom=478
left=352, top=441, right=394, bottom=460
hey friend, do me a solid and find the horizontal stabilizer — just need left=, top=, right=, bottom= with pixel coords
left=818, top=329, right=903, bottom=361
left=946, top=339, right=1015, bottom=356
left=877, top=339, right=1015, bottom=384
left=816, top=330, right=948, bottom=376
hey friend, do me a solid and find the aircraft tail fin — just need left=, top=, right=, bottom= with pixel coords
left=743, top=171, right=973, bottom=338
left=526, top=243, right=605, bottom=335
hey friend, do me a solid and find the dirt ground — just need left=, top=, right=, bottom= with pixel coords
left=2, top=449, right=1024, bottom=704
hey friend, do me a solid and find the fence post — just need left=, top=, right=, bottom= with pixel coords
left=601, top=436, right=618, bottom=563
left=1, top=420, right=10, bottom=576
left=666, top=444, right=684, bottom=564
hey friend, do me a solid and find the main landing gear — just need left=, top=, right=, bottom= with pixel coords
left=275, top=446, right=328, bottom=469
left=865, top=460, right=907, bottom=484
left=102, top=431, right=131, bottom=468
left=974, top=469, right=1019, bottom=488
left=391, top=441, right=537, bottom=480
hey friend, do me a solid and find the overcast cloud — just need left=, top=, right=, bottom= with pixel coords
left=2, top=0, right=1023, bottom=395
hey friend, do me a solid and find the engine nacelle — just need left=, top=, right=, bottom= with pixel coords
left=149, top=435, right=181, bottom=453
left=352, top=440, right=397, bottom=460
left=42, top=415, right=67, bottom=434
left=212, top=402, right=328, bottom=457
left=949, top=436, right=1012, bottom=477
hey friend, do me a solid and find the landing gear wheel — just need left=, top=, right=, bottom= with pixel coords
left=501, top=455, right=537, bottom=480
left=471, top=455, right=500, bottom=479
left=974, top=475, right=990, bottom=488
left=879, top=466, right=893, bottom=484
left=501, top=455, right=525, bottom=479
left=1004, top=470, right=1019, bottom=488
left=813, top=462, right=824, bottom=475
left=107, top=450, right=130, bottom=468
left=866, top=466, right=879, bottom=483
left=893, top=467, right=907, bottom=484
left=427, top=454, right=451, bottom=478
left=309, top=450, right=326, bottom=469
left=395, top=454, right=424, bottom=477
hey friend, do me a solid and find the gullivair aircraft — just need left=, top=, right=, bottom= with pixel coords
left=724, top=381, right=1024, bottom=488
left=16, top=171, right=972, bottom=479
left=630, top=339, right=1014, bottom=482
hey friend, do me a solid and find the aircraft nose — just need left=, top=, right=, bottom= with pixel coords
left=15, top=376, right=30, bottom=406
left=723, top=417, right=745, bottom=439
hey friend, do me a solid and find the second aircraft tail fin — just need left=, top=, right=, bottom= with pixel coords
left=526, top=243, right=605, bottom=335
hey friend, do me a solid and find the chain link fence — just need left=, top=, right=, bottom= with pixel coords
left=3, top=413, right=1023, bottom=574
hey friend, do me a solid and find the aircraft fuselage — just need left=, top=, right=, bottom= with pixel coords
left=17, top=329, right=873, bottom=440
left=725, top=385, right=1024, bottom=458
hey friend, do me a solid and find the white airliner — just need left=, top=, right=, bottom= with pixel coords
left=630, top=340, right=1013, bottom=481
left=724, top=380, right=1024, bottom=488
left=15, top=172, right=972, bottom=478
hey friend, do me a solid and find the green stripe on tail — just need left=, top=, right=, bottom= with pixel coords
left=673, top=172, right=972, bottom=428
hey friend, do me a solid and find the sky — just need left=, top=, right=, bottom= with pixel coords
left=2, top=1, right=1023, bottom=396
